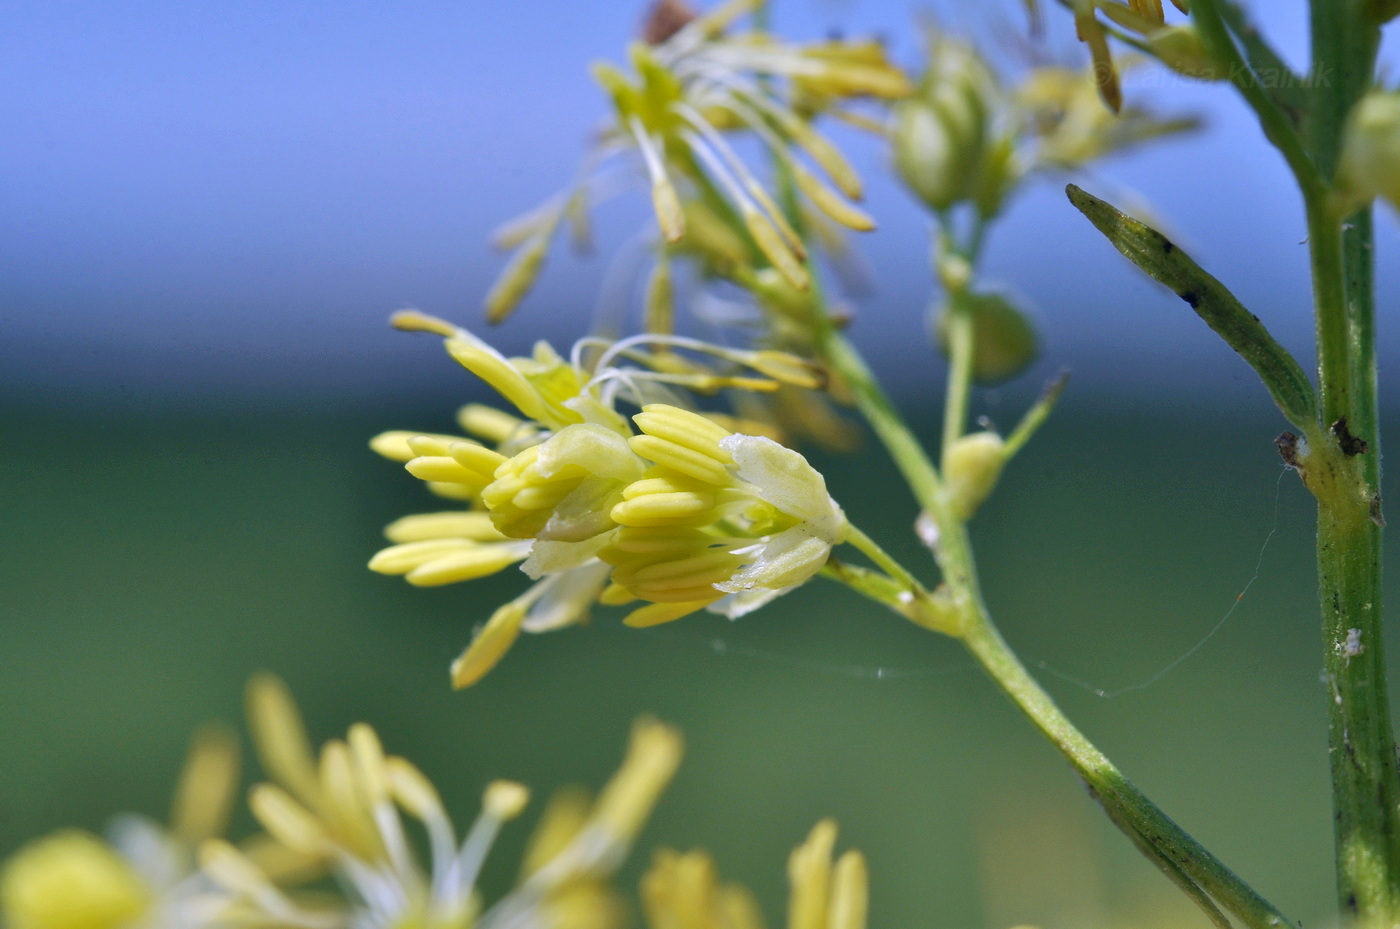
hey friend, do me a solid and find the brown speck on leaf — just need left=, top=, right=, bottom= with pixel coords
left=1331, top=417, right=1369, bottom=456
left=1276, top=431, right=1304, bottom=470
left=643, top=0, right=698, bottom=45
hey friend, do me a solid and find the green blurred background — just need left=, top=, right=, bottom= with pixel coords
left=5, top=1, right=1398, bottom=926
left=3, top=388, right=1379, bottom=928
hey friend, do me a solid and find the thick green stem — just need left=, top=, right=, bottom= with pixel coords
left=1304, top=3, right=1394, bottom=917
left=1306, top=194, right=1396, bottom=920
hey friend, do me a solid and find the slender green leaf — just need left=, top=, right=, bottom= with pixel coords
left=1066, top=184, right=1317, bottom=429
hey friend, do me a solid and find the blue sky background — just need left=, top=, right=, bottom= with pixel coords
left=2, top=0, right=1394, bottom=412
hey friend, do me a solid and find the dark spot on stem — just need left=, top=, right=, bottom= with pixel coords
left=1161, top=239, right=1175, bottom=254
left=1371, top=495, right=1386, bottom=527
left=1179, top=289, right=1202, bottom=308
left=1276, top=432, right=1304, bottom=470
left=1331, top=417, right=1369, bottom=456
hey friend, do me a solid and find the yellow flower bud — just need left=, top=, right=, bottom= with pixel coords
left=943, top=431, right=1007, bottom=521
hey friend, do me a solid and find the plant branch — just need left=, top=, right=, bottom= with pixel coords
left=960, top=605, right=1297, bottom=929
left=1192, top=0, right=1324, bottom=199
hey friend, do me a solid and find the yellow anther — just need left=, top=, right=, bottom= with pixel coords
left=390, top=309, right=459, bottom=338
left=405, top=456, right=488, bottom=486
left=590, top=718, right=683, bottom=840
left=741, top=351, right=827, bottom=390
left=449, top=441, right=510, bottom=477
left=451, top=600, right=527, bottom=689
left=246, top=673, right=320, bottom=804
left=484, top=781, right=532, bottom=821
left=249, top=784, right=328, bottom=855
left=370, top=430, right=466, bottom=463
left=347, top=724, right=390, bottom=805
left=787, top=819, right=838, bottom=929
left=170, top=723, right=240, bottom=846
left=405, top=543, right=532, bottom=587
left=610, top=490, right=716, bottom=527
left=486, top=233, right=549, bottom=324
left=743, top=205, right=810, bottom=292
left=624, top=598, right=718, bottom=627
left=385, top=756, right=447, bottom=822
left=793, top=163, right=876, bottom=231
left=458, top=404, right=525, bottom=444
left=520, top=787, right=592, bottom=878
left=384, top=512, right=505, bottom=544
left=829, top=850, right=869, bottom=929
left=628, top=438, right=732, bottom=485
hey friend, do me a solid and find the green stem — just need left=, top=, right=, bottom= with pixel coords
left=1304, top=4, right=1394, bottom=917
left=1193, top=0, right=1324, bottom=199
left=844, top=524, right=927, bottom=596
left=815, top=320, right=944, bottom=514
left=959, top=601, right=1296, bottom=929
left=1306, top=186, right=1397, bottom=925
left=941, top=296, right=975, bottom=462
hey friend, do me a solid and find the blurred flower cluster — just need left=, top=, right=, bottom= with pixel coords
left=2, top=676, right=865, bottom=929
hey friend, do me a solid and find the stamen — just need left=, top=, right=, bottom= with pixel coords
left=629, top=117, right=687, bottom=242
left=673, top=102, right=806, bottom=259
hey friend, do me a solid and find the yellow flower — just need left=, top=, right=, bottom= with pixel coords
left=0, top=725, right=267, bottom=929
left=602, top=404, right=847, bottom=626
left=229, top=676, right=682, bottom=929
left=639, top=819, right=867, bottom=929
left=484, top=0, right=909, bottom=321
left=376, top=316, right=835, bottom=686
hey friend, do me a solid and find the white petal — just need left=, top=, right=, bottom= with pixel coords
left=522, top=531, right=615, bottom=579
left=522, top=561, right=613, bottom=632
left=716, top=525, right=832, bottom=594
left=707, top=585, right=790, bottom=619
left=719, top=434, right=841, bottom=526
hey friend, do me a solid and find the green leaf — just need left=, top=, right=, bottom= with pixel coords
left=1066, top=184, right=1317, bottom=429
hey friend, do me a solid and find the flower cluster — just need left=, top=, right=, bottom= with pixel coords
left=486, top=0, right=910, bottom=324
left=2, top=678, right=874, bottom=929
left=371, top=312, right=847, bottom=687
left=207, top=675, right=682, bottom=929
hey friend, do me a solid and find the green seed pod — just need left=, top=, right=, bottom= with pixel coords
left=933, top=290, right=1040, bottom=384
left=1339, top=90, right=1400, bottom=210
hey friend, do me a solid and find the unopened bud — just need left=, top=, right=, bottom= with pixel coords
left=933, top=291, right=1040, bottom=384
left=892, top=37, right=995, bottom=212
left=944, top=431, right=1006, bottom=521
